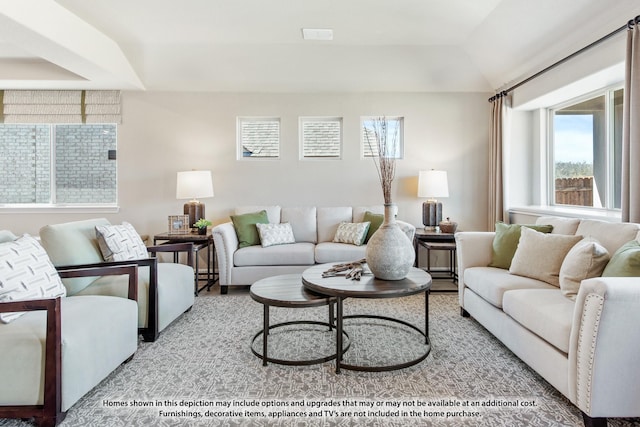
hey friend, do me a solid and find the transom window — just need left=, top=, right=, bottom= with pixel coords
left=237, top=117, right=280, bottom=159
left=549, top=87, right=622, bottom=209
left=0, top=124, right=117, bottom=206
left=299, top=117, right=342, bottom=159
left=361, top=116, right=404, bottom=159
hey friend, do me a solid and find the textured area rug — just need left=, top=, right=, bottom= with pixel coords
left=1, top=291, right=638, bottom=427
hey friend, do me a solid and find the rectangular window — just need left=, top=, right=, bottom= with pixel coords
left=0, top=124, right=117, bottom=206
left=237, top=117, right=280, bottom=159
left=362, top=116, right=404, bottom=159
left=300, top=117, right=342, bottom=159
left=549, top=87, right=622, bottom=209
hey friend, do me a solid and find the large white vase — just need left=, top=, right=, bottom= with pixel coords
left=365, top=203, right=416, bottom=280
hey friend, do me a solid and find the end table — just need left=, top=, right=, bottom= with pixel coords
left=153, top=231, right=217, bottom=295
left=414, top=228, right=458, bottom=285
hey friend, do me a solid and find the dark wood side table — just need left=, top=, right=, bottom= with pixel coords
left=414, top=228, right=458, bottom=285
left=153, top=231, right=216, bottom=295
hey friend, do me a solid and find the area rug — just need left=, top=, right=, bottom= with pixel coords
left=1, top=291, right=637, bottom=427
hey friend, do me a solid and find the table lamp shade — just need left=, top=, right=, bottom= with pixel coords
left=418, top=170, right=449, bottom=228
left=176, top=170, right=214, bottom=228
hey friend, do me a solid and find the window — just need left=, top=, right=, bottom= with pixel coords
left=300, top=117, right=342, bottom=159
left=549, top=87, right=622, bottom=209
left=237, top=117, right=280, bottom=159
left=0, top=124, right=117, bottom=206
left=362, top=116, right=404, bottom=158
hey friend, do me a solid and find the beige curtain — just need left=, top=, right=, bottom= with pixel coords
left=488, top=93, right=508, bottom=230
left=622, top=20, right=640, bottom=222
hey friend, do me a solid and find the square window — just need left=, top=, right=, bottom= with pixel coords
left=300, top=117, right=342, bottom=159
left=362, top=117, right=404, bottom=159
left=237, top=117, right=280, bottom=159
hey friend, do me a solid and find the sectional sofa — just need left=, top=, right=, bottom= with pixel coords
left=212, top=205, right=416, bottom=294
left=456, top=216, right=640, bottom=426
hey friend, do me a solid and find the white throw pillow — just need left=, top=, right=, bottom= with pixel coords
left=509, top=227, right=583, bottom=287
left=256, top=222, right=296, bottom=247
left=95, top=222, right=148, bottom=261
left=559, top=237, right=610, bottom=300
left=0, top=234, right=67, bottom=323
left=333, top=222, right=371, bottom=246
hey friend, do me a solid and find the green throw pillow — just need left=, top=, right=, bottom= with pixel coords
left=230, top=210, right=269, bottom=248
left=363, top=211, right=384, bottom=243
left=602, top=240, right=640, bottom=277
left=488, top=222, right=554, bottom=269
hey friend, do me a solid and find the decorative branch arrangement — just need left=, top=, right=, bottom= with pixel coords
left=322, top=259, right=367, bottom=280
left=364, top=117, right=399, bottom=204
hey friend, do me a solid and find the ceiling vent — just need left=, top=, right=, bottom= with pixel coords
left=302, top=28, right=333, bottom=41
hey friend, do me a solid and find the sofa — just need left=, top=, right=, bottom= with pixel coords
left=212, top=205, right=415, bottom=294
left=456, top=216, right=640, bottom=426
left=0, top=230, right=139, bottom=426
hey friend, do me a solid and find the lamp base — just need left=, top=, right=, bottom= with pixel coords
left=422, top=201, right=442, bottom=228
left=184, top=201, right=205, bottom=230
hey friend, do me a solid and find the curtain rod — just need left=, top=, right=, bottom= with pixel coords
left=488, top=15, right=640, bottom=102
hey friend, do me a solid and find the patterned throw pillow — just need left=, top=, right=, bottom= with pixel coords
left=333, top=222, right=371, bottom=246
left=0, top=234, right=67, bottom=323
left=256, top=223, right=296, bottom=248
left=95, top=222, right=148, bottom=261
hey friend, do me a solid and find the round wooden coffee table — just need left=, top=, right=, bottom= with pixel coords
left=249, top=274, right=349, bottom=366
left=302, top=264, right=432, bottom=374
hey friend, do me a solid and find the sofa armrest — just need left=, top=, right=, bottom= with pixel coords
left=396, top=220, right=416, bottom=242
left=57, top=263, right=139, bottom=302
left=569, top=277, right=640, bottom=418
left=455, top=231, right=495, bottom=306
left=147, top=242, right=194, bottom=266
left=0, top=298, right=62, bottom=425
left=211, top=222, right=239, bottom=287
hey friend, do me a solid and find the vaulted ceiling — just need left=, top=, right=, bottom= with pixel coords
left=0, top=0, right=639, bottom=92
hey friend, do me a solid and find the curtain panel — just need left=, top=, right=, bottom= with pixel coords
left=622, top=22, right=640, bottom=223
left=488, top=94, right=509, bottom=230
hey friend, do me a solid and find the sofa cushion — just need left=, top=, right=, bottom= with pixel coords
left=235, top=206, right=281, bottom=224
left=234, top=243, right=315, bottom=266
left=465, top=266, right=556, bottom=308
left=333, top=222, right=370, bottom=246
left=602, top=240, right=640, bottom=277
left=256, top=222, right=296, bottom=247
left=317, top=207, right=353, bottom=243
left=0, top=295, right=137, bottom=410
left=231, top=210, right=269, bottom=248
left=39, top=218, right=110, bottom=295
left=362, top=211, right=384, bottom=243
left=315, top=242, right=367, bottom=264
left=503, top=289, right=575, bottom=354
left=509, top=227, right=582, bottom=287
left=535, top=216, right=581, bottom=235
left=575, top=219, right=640, bottom=255
left=0, top=234, right=67, bottom=323
left=281, top=207, right=317, bottom=243
left=488, top=223, right=554, bottom=269
left=559, top=237, right=609, bottom=300
left=95, top=222, right=148, bottom=262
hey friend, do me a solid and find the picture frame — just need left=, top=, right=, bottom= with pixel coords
left=168, top=215, right=190, bottom=234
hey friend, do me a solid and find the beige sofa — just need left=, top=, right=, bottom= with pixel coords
left=212, top=205, right=415, bottom=294
left=456, top=216, right=640, bottom=426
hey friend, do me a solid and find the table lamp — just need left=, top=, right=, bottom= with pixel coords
left=418, top=170, right=449, bottom=229
left=176, top=170, right=214, bottom=229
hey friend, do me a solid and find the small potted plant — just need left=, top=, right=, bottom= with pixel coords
left=194, top=218, right=212, bottom=235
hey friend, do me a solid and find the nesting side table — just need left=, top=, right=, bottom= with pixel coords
left=414, top=228, right=458, bottom=285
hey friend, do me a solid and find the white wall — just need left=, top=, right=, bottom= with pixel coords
left=0, top=91, right=490, bottom=237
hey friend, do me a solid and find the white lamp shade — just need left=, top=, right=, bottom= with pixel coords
left=418, top=170, right=449, bottom=198
left=176, top=170, right=214, bottom=200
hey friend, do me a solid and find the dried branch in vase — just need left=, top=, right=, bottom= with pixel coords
left=364, top=117, right=398, bottom=204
